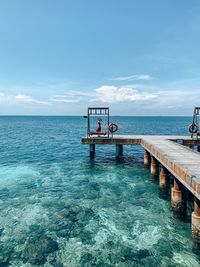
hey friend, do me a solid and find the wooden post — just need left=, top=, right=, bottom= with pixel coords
left=90, top=144, right=95, bottom=158
left=116, top=144, right=123, bottom=158
left=171, top=178, right=185, bottom=212
left=150, top=156, right=158, bottom=176
left=144, top=150, right=150, bottom=167
left=192, top=197, right=200, bottom=239
left=159, top=166, right=169, bottom=189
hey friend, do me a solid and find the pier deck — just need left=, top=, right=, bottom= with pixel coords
left=82, top=135, right=200, bottom=200
left=82, top=135, right=194, bottom=145
left=141, top=136, right=200, bottom=200
left=82, top=134, right=200, bottom=238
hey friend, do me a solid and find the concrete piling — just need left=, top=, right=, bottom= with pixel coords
left=90, top=144, right=95, bottom=158
left=192, top=197, right=200, bottom=239
left=150, top=156, right=158, bottom=176
left=116, top=144, right=123, bottom=158
left=159, top=166, right=169, bottom=189
left=171, top=178, right=185, bottom=212
left=144, top=150, right=150, bottom=167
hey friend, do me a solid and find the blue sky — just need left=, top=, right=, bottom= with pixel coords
left=0, top=0, right=200, bottom=115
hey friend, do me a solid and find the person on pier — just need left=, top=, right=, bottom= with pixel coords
left=96, top=118, right=102, bottom=133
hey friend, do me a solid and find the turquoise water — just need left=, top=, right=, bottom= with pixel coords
left=0, top=116, right=200, bottom=266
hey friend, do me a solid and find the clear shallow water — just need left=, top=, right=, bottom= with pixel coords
left=0, top=116, right=200, bottom=266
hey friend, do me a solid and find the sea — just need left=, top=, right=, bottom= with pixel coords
left=0, top=116, right=200, bottom=267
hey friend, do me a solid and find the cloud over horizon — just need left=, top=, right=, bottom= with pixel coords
left=0, top=92, right=49, bottom=105
left=94, top=85, right=157, bottom=103
left=109, top=74, right=153, bottom=81
left=50, top=94, right=81, bottom=103
left=0, top=80, right=199, bottom=115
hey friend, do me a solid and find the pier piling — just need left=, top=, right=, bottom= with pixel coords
left=192, top=197, right=200, bottom=239
left=150, top=156, right=158, bottom=176
left=90, top=144, right=95, bottom=158
left=116, top=144, right=123, bottom=158
left=171, top=178, right=185, bottom=212
left=159, top=166, right=169, bottom=189
left=144, top=150, right=150, bottom=167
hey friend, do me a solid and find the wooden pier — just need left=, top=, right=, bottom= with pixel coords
left=82, top=135, right=200, bottom=239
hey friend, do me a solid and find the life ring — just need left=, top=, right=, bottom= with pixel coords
left=189, top=123, right=198, bottom=133
left=109, top=123, right=118, bottom=133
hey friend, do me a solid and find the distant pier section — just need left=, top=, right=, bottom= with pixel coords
left=82, top=107, right=200, bottom=239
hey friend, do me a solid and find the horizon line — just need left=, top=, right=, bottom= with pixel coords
left=0, top=114, right=192, bottom=117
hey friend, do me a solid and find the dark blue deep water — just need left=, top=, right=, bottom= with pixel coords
left=0, top=116, right=200, bottom=266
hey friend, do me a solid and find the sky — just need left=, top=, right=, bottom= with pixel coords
left=0, top=0, right=200, bottom=115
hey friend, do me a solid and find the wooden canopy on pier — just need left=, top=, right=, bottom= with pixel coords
left=85, top=107, right=110, bottom=138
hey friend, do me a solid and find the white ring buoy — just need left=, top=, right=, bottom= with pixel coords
left=189, top=123, right=198, bottom=133
left=109, top=123, right=118, bottom=133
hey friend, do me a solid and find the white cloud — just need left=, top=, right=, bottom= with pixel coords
left=0, top=79, right=199, bottom=116
left=15, top=94, right=49, bottom=105
left=50, top=94, right=81, bottom=103
left=50, top=90, right=94, bottom=104
left=109, top=74, right=153, bottom=81
left=155, top=89, right=200, bottom=106
left=94, top=85, right=157, bottom=103
left=0, top=92, right=49, bottom=105
left=50, top=90, right=99, bottom=103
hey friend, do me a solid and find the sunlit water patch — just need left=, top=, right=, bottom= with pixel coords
left=0, top=116, right=199, bottom=266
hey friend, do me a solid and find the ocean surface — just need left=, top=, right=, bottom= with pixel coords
left=0, top=116, right=200, bottom=267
